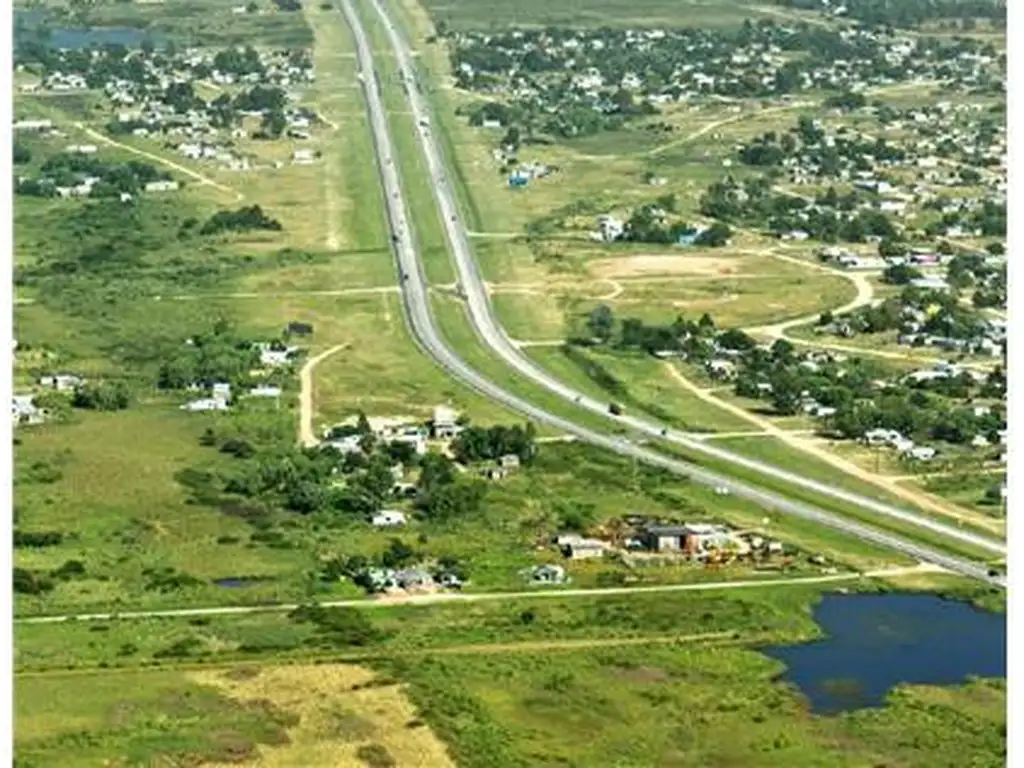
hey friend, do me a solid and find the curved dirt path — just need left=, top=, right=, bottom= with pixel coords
left=298, top=343, right=350, bottom=447
left=662, top=363, right=1005, bottom=536
left=743, top=252, right=878, bottom=339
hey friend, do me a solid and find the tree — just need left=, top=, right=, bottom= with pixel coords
left=694, top=221, right=732, bottom=247
left=418, top=452, right=454, bottom=493
left=587, top=304, right=615, bottom=343
left=883, top=263, right=923, bottom=285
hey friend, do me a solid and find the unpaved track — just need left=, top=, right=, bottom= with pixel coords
left=298, top=343, right=350, bottom=446
left=662, top=363, right=1005, bottom=536
left=16, top=564, right=937, bottom=625
left=73, top=122, right=242, bottom=199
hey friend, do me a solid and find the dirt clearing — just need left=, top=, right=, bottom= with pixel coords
left=191, top=664, right=456, bottom=768
left=590, top=254, right=750, bottom=279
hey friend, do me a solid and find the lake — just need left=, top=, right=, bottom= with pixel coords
left=15, top=9, right=159, bottom=50
left=762, top=592, right=1006, bottom=714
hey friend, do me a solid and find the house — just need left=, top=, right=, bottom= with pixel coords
left=508, top=171, right=529, bottom=187
left=12, top=395, right=45, bottom=426
left=13, top=119, right=53, bottom=132
left=181, top=397, right=229, bottom=412
left=292, top=148, right=316, bottom=164
left=906, top=446, right=937, bottom=461
left=394, top=568, right=433, bottom=590
left=909, top=276, right=950, bottom=292
left=66, top=144, right=97, bottom=154
left=640, top=524, right=690, bottom=552
left=596, top=215, right=624, bottom=242
left=481, top=466, right=509, bottom=481
left=144, top=180, right=180, bottom=193
left=285, top=321, right=313, bottom=336
left=675, top=227, right=705, bottom=246
left=438, top=573, right=464, bottom=589
left=38, top=374, right=83, bottom=392
left=498, top=454, right=521, bottom=470
left=556, top=533, right=608, bottom=560
left=706, top=359, right=737, bottom=380
left=432, top=405, right=460, bottom=439
left=211, top=382, right=231, bottom=401
left=325, top=434, right=364, bottom=454
left=530, top=564, right=566, bottom=584
left=257, top=343, right=297, bottom=367
left=249, top=385, right=282, bottom=398
left=372, top=510, right=407, bottom=527
left=971, top=434, right=990, bottom=448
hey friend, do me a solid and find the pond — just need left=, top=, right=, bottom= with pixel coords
left=762, top=593, right=1006, bottom=714
left=15, top=9, right=160, bottom=50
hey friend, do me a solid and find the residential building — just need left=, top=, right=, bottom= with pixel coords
left=432, top=405, right=461, bottom=439
left=372, top=510, right=407, bottom=527
left=38, top=374, right=83, bottom=392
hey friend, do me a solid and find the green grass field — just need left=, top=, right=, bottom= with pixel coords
left=384, top=645, right=1005, bottom=768
left=418, top=0, right=806, bottom=30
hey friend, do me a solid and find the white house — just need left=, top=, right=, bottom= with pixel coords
left=372, top=510, right=407, bottom=527
left=39, top=374, right=83, bottom=392
left=181, top=398, right=229, bottom=412
left=432, top=405, right=460, bottom=439
left=906, top=446, right=936, bottom=461
left=144, top=180, right=180, bottom=193
left=249, top=385, right=282, bottom=398
left=292, top=148, right=316, bottom=165
left=12, top=395, right=45, bottom=426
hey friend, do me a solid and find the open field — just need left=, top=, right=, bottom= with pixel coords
left=418, top=0, right=824, bottom=31
left=15, top=663, right=454, bottom=767
left=385, top=643, right=1005, bottom=768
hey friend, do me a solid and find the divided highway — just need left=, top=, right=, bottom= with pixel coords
left=338, top=0, right=1004, bottom=588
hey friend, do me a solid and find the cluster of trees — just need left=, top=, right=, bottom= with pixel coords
left=199, top=205, right=283, bottom=236
left=826, top=393, right=1005, bottom=446
left=924, top=202, right=1006, bottom=239
left=717, top=336, right=1006, bottom=446
left=13, top=559, right=86, bottom=596
left=582, top=304, right=717, bottom=356
left=198, top=409, right=526, bottom=523
left=831, top=285, right=992, bottom=341
left=15, top=153, right=174, bottom=198
left=700, top=176, right=898, bottom=242
left=451, top=424, right=537, bottom=464
left=71, top=382, right=132, bottom=411
left=272, top=0, right=303, bottom=10
left=738, top=116, right=906, bottom=172
left=157, top=323, right=261, bottom=390
left=618, top=200, right=732, bottom=247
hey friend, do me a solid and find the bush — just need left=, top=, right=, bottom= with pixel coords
left=199, top=205, right=282, bottom=236
left=13, top=530, right=64, bottom=548
left=13, top=568, right=54, bottom=595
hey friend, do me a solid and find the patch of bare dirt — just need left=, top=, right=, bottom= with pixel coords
left=590, top=254, right=746, bottom=279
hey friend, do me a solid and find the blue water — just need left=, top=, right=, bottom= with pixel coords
left=762, top=593, right=1006, bottom=714
left=15, top=10, right=159, bottom=50
left=214, top=578, right=265, bottom=589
